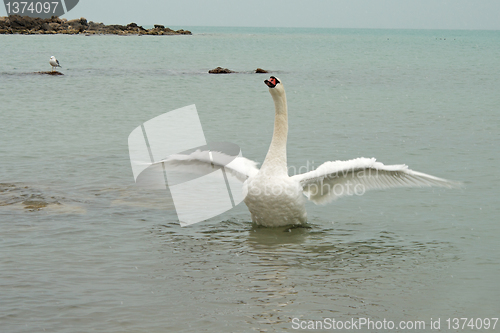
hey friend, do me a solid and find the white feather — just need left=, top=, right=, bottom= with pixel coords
left=155, top=150, right=259, bottom=183
left=290, top=157, right=461, bottom=204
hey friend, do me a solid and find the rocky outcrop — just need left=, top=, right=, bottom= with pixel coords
left=36, top=71, right=64, bottom=75
left=255, top=68, right=268, bottom=73
left=208, top=67, right=236, bottom=74
left=0, top=15, right=192, bottom=35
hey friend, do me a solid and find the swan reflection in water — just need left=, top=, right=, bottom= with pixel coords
left=152, top=218, right=452, bottom=330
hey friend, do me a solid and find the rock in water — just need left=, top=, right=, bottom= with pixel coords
left=209, top=67, right=236, bottom=74
left=36, top=71, right=64, bottom=75
left=0, top=15, right=191, bottom=35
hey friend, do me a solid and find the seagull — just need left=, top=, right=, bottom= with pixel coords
left=49, top=56, right=61, bottom=72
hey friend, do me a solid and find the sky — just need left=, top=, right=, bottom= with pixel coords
left=2, top=0, right=500, bottom=30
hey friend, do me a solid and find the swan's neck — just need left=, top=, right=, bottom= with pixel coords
left=261, top=90, right=288, bottom=176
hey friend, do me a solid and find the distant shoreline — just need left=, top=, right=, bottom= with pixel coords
left=0, top=15, right=192, bottom=35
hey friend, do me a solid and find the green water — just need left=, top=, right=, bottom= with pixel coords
left=1, top=27, right=499, bottom=332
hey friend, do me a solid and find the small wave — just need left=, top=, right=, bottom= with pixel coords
left=0, top=183, right=86, bottom=214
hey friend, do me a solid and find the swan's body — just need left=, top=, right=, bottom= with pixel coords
left=244, top=173, right=307, bottom=226
left=49, top=56, right=61, bottom=72
left=157, top=76, right=459, bottom=227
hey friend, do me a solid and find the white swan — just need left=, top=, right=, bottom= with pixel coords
left=160, top=76, right=459, bottom=227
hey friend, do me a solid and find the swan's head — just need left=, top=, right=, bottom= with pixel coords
left=264, top=76, right=280, bottom=88
left=264, top=76, right=285, bottom=95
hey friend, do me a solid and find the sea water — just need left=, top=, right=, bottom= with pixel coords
left=0, top=27, right=499, bottom=332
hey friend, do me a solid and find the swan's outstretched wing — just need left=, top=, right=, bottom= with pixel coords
left=155, top=150, right=259, bottom=182
left=290, top=157, right=460, bottom=204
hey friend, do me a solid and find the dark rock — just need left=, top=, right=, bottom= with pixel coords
left=41, top=22, right=53, bottom=31
left=125, top=22, right=146, bottom=33
left=107, top=24, right=127, bottom=31
left=255, top=68, right=268, bottom=73
left=0, top=15, right=191, bottom=35
left=126, top=22, right=146, bottom=31
left=50, top=22, right=62, bottom=30
left=209, top=67, right=236, bottom=74
left=9, top=15, right=43, bottom=30
left=174, top=29, right=191, bottom=35
left=87, top=21, right=105, bottom=31
left=49, top=16, right=63, bottom=24
left=36, top=71, right=64, bottom=75
left=66, top=17, right=88, bottom=32
left=0, top=16, right=8, bottom=29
